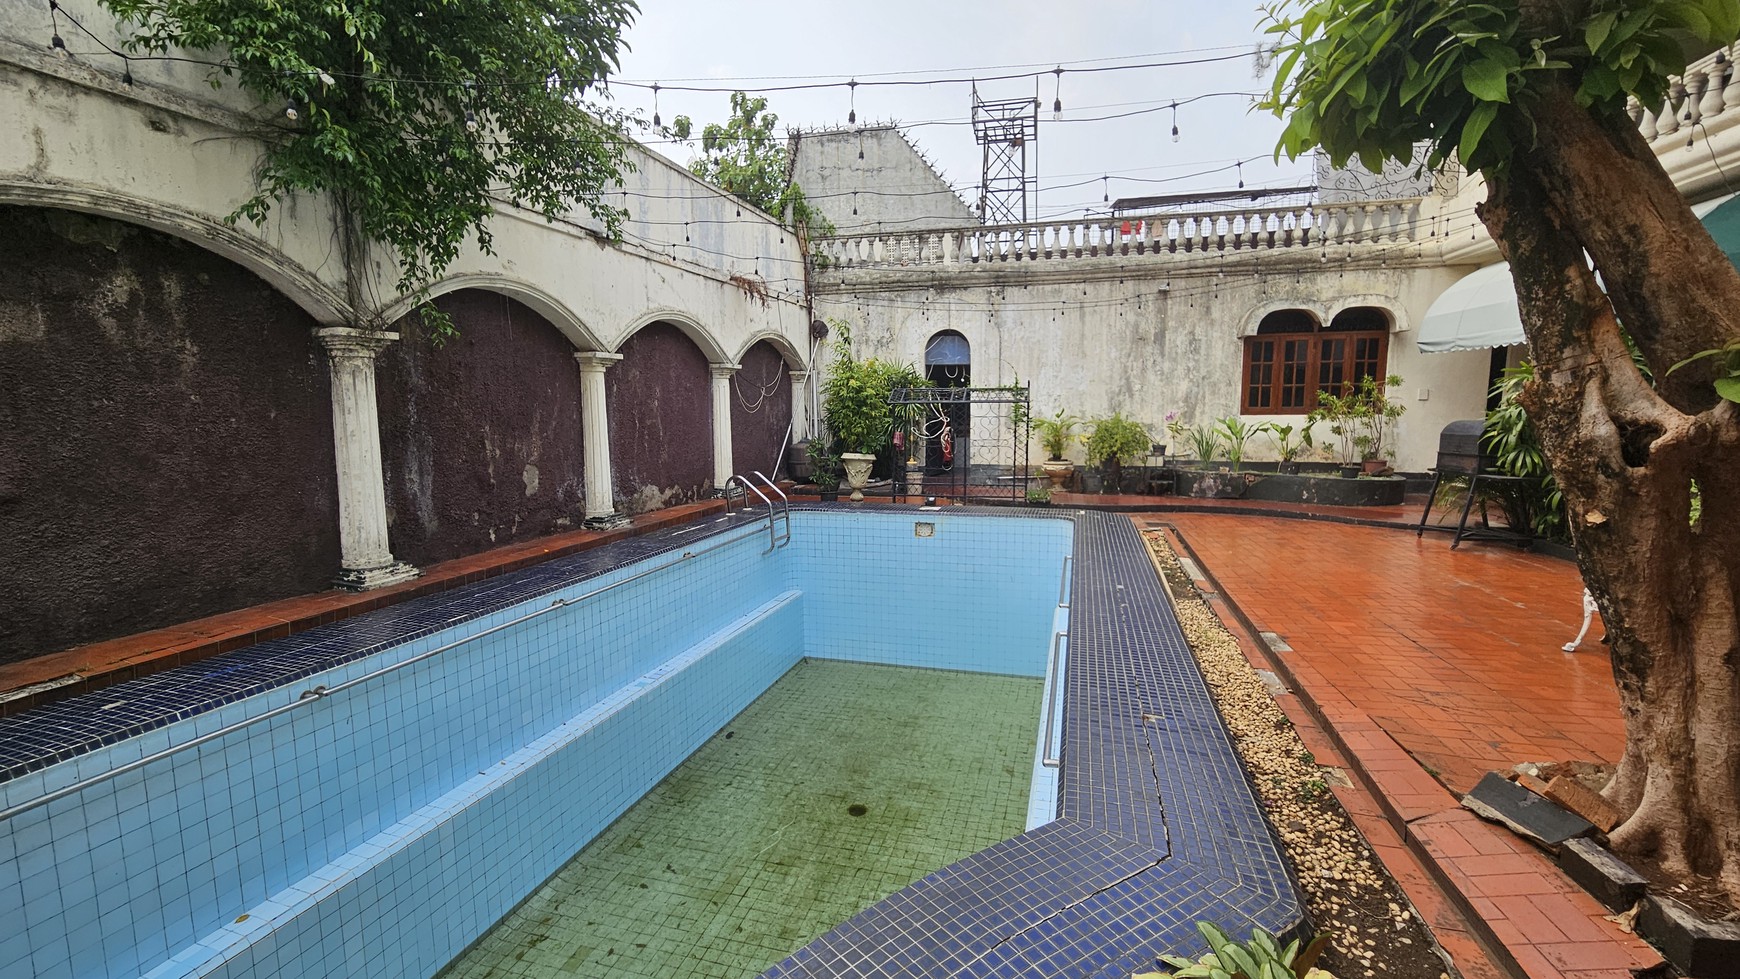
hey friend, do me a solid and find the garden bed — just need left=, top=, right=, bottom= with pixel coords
left=1170, top=469, right=1407, bottom=506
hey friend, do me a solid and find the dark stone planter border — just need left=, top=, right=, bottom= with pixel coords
left=1556, top=840, right=1740, bottom=977
left=1170, top=469, right=1406, bottom=507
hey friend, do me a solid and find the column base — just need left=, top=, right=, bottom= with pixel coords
left=584, top=512, right=632, bottom=531
left=334, top=561, right=421, bottom=591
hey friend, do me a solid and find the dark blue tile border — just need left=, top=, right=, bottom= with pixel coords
left=0, top=505, right=1305, bottom=974
left=759, top=510, right=1305, bottom=977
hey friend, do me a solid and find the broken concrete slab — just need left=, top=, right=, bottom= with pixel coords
left=1639, top=895, right=1740, bottom=979
left=1462, top=771, right=1595, bottom=849
left=1558, top=838, right=1647, bottom=912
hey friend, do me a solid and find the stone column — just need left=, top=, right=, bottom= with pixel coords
left=574, top=352, right=628, bottom=529
left=315, top=327, right=418, bottom=590
left=788, top=370, right=810, bottom=441
left=710, top=364, right=741, bottom=490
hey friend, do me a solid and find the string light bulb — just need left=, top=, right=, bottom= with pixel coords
left=51, top=32, right=68, bottom=57
left=284, top=99, right=299, bottom=121
left=1237, top=161, right=1244, bottom=189
left=1102, top=176, right=1109, bottom=203
left=465, top=108, right=478, bottom=132
left=847, top=79, right=857, bottom=124
left=120, top=55, right=133, bottom=86
left=1170, top=102, right=1180, bottom=142
left=1051, top=67, right=1064, bottom=121
left=651, top=82, right=660, bottom=127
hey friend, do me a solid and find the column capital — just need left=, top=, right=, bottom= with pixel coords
left=709, top=363, right=743, bottom=379
left=574, top=351, right=624, bottom=373
left=787, top=369, right=811, bottom=383
left=315, top=326, right=398, bottom=362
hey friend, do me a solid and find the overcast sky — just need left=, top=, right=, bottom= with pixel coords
left=610, top=2, right=1316, bottom=221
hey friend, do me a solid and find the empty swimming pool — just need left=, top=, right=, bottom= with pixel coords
left=0, top=510, right=1076, bottom=979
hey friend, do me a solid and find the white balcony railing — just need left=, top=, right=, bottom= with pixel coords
left=814, top=199, right=1425, bottom=271
left=1631, top=45, right=1740, bottom=144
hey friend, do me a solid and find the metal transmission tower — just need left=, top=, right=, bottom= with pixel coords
left=971, top=85, right=1038, bottom=225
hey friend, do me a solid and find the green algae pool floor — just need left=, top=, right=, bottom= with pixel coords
left=439, top=658, right=1042, bottom=979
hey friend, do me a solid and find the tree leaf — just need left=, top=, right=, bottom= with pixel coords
left=1459, top=101, right=1499, bottom=165
left=1714, top=374, right=1740, bottom=403
left=1584, top=10, right=1618, bottom=53
left=1462, top=57, right=1512, bottom=102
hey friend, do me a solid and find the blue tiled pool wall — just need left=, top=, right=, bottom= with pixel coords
left=1, top=511, right=1074, bottom=979
left=787, top=511, right=1072, bottom=677
left=0, top=524, right=800, bottom=979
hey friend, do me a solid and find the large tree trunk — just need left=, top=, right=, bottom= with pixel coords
left=1476, top=77, right=1740, bottom=900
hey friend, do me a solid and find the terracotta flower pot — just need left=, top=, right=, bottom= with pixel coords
left=1042, top=459, right=1074, bottom=490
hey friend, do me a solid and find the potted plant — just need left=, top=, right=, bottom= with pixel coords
left=1266, top=420, right=1316, bottom=474
left=1353, top=373, right=1406, bottom=474
left=1033, top=410, right=1080, bottom=489
left=1310, top=390, right=1365, bottom=478
left=1167, top=416, right=1225, bottom=470
left=1214, top=416, right=1269, bottom=472
left=819, top=324, right=921, bottom=502
left=1086, top=413, right=1151, bottom=494
left=808, top=441, right=842, bottom=502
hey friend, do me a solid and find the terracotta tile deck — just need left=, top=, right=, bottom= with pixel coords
left=0, top=500, right=729, bottom=714
left=1148, top=514, right=1659, bottom=979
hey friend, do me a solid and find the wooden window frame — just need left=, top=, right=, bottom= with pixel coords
left=1241, top=327, right=1389, bottom=415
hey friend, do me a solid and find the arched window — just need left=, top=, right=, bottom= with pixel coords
left=924, top=330, right=970, bottom=386
left=1241, top=307, right=1390, bottom=414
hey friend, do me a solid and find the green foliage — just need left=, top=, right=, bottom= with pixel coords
left=1666, top=339, right=1740, bottom=404
left=1027, top=484, right=1053, bottom=504
left=807, top=440, right=843, bottom=490
left=1168, top=417, right=1225, bottom=468
left=1260, top=0, right=1739, bottom=175
left=1138, top=922, right=1333, bottom=979
left=674, top=92, right=835, bottom=242
left=99, top=0, right=638, bottom=337
left=1215, top=417, right=1270, bottom=472
left=1034, top=411, right=1081, bottom=460
left=819, top=322, right=921, bottom=456
left=1086, top=413, right=1153, bottom=467
left=1310, top=375, right=1403, bottom=465
left=1484, top=363, right=1568, bottom=540
left=1266, top=420, right=1317, bottom=463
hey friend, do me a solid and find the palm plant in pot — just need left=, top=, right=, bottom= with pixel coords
left=1033, top=410, right=1081, bottom=489
left=1266, top=419, right=1316, bottom=474
left=808, top=440, right=843, bottom=502
left=1309, top=390, right=1365, bottom=478
left=1085, top=413, right=1151, bottom=494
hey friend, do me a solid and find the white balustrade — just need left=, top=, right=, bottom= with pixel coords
left=1634, top=46, right=1739, bottom=145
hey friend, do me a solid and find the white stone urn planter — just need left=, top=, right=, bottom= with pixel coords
left=1041, top=459, right=1074, bottom=490
left=841, top=452, right=876, bottom=502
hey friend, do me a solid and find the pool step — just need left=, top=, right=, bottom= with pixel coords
left=143, top=589, right=804, bottom=979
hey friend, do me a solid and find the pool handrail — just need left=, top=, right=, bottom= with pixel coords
left=750, top=471, right=792, bottom=549
left=724, top=474, right=782, bottom=554
left=1057, top=555, right=1073, bottom=609
left=0, top=521, right=779, bottom=825
left=1042, top=630, right=1068, bottom=768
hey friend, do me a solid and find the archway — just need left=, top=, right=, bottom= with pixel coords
left=607, top=322, right=714, bottom=512
left=922, top=331, right=971, bottom=476
left=0, top=204, right=340, bottom=661
left=377, top=290, right=587, bottom=564
left=730, top=340, right=796, bottom=478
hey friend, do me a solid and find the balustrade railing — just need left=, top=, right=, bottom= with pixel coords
left=1630, top=45, right=1740, bottom=145
left=815, top=199, right=1425, bottom=270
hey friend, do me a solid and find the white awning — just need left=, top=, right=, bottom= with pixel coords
left=1418, top=193, right=1738, bottom=354
left=1416, top=262, right=1526, bottom=353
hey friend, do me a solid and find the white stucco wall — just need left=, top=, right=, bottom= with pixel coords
left=790, top=126, right=977, bottom=236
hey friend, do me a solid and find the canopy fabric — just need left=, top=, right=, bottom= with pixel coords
left=1416, top=262, right=1528, bottom=353
left=1418, top=193, right=1740, bottom=353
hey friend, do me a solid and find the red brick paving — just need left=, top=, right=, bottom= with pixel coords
left=1148, top=514, right=1659, bottom=979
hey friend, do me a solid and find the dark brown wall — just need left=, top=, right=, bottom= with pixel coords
left=729, top=341, right=794, bottom=478
left=0, top=206, right=340, bottom=665
left=377, top=291, right=586, bottom=565
left=606, top=322, right=713, bottom=512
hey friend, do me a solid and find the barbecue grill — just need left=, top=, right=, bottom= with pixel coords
left=1417, top=420, right=1532, bottom=548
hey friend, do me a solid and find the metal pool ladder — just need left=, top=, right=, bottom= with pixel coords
left=725, top=471, right=791, bottom=553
